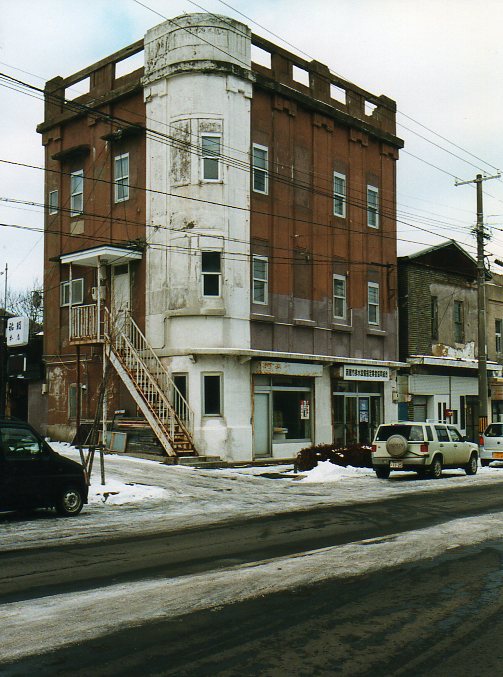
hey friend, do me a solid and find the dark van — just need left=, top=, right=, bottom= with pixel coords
left=0, top=420, right=88, bottom=516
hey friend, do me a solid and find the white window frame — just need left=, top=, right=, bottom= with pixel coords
left=48, top=189, right=58, bottom=215
left=252, top=144, right=269, bottom=194
left=368, top=282, right=380, bottom=325
left=201, top=251, right=222, bottom=297
left=252, top=255, right=269, bottom=305
left=367, top=185, right=379, bottom=228
left=201, top=134, right=221, bottom=182
left=333, top=172, right=346, bottom=217
left=114, top=153, right=129, bottom=203
left=202, top=372, right=223, bottom=416
left=60, top=278, right=84, bottom=307
left=333, top=274, right=347, bottom=320
left=70, top=170, right=84, bottom=217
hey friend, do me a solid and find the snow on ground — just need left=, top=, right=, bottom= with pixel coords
left=3, top=509, right=503, bottom=663
left=2, top=441, right=503, bottom=553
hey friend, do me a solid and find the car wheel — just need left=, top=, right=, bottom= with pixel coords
left=375, top=466, right=390, bottom=479
left=480, top=459, right=490, bottom=467
left=56, top=486, right=84, bottom=516
left=429, top=456, right=442, bottom=479
left=465, top=453, right=478, bottom=475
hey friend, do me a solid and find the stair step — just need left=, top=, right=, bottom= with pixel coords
left=176, top=456, right=223, bottom=467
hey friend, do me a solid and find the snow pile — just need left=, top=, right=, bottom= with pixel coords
left=301, top=460, right=373, bottom=483
left=88, top=478, right=167, bottom=505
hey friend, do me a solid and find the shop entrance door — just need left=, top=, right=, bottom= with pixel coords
left=335, top=394, right=379, bottom=446
left=254, top=392, right=271, bottom=458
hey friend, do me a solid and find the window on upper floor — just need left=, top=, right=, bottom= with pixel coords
left=252, top=144, right=268, bottom=194
left=201, top=134, right=221, bottom=181
left=368, top=281, right=380, bottom=325
left=333, top=172, right=346, bottom=218
left=48, top=189, right=58, bottom=215
left=431, top=295, right=439, bottom=341
left=252, top=255, right=268, bottom=304
left=367, top=185, right=379, bottom=228
left=496, top=319, right=502, bottom=353
left=201, top=251, right=221, bottom=297
left=60, top=278, right=84, bottom=307
left=453, top=300, right=464, bottom=343
left=114, top=153, right=129, bottom=203
left=333, top=274, right=347, bottom=320
left=70, top=170, right=84, bottom=216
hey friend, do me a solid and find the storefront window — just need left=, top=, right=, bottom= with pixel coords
left=332, top=380, right=383, bottom=446
left=273, top=390, right=311, bottom=440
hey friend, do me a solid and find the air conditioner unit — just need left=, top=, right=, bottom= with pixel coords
left=91, top=286, right=106, bottom=301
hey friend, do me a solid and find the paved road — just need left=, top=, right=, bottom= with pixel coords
left=2, top=481, right=503, bottom=604
left=3, top=539, right=503, bottom=676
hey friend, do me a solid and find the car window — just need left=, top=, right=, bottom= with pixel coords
left=2, top=428, right=42, bottom=460
left=485, top=424, right=503, bottom=437
left=375, top=425, right=425, bottom=442
left=448, top=427, right=463, bottom=442
left=435, top=425, right=450, bottom=442
left=426, top=426, right=434, bottom=441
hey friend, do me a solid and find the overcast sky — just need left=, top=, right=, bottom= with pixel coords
left=1, top=0, right=503, bottom=295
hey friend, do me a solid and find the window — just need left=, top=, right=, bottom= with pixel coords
left=496, top=319, right=502, bottom=353
left=48, top=190, right=58, bottom=215
left=333, top=172, right=346, bottom=217
left=431, top=295, right=439, bottom=341
left=2, top=427, right=42, bottom=460
left=203, top=374, right=222, bottom=415
left=70, top=170, right=84, bottom=216
left=333, top=274, right=347, bottom=320
left=368, top=282, right=380, bottom=325
left=114, top=153, right=129, bottom=202
left=252, top=255, right=268, bottom=304
left=252, top=144, right=268, bottom=194
left=201, top=134, right=221, bottom=181
left=453, top=300, right=464, bottom=342
left=68, top=384, right=83, bottom=419
left=60, top=279, right=84, bottom=307
left=435, top=425, right=450, bottom=442
left=367, top=185, right=379, bottom=228
left=201, top=251, right=221, bottom=297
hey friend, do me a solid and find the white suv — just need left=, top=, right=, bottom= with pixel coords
left=371, top=422, right=479, bottom=479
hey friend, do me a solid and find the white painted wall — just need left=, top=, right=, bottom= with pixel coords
left=143, top=15, right=254, bottom=459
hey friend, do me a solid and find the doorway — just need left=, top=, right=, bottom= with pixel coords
left=253, top=392, right=271, bottom=458
left=111, top=263, right=130, bottom=334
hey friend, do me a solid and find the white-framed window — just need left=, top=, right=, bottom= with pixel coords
left=367, top=185, right=379, bottom=228
left=60, top=278, right=84, bottom=307
left=252, top=144, right=268, bottom=194
left=496, top=319, right=502, bottom=354
left=252, top=255, right=268, bottom=304
left=70, top=170, right=84, bottom=216
left=201, top=251, right=221, bottom=297
left=48, top=190, right=58, bottom=215
left=333, top=172, right=346, bottom=217
left=368, top=282, right=380, bottom=325
left=202, top=373, right=222, bottom=416
left=114, top=153, right=129, bottom=202
left=201, top=134, right=221, bottom=181
left=333, top=274, right=347, bottom=320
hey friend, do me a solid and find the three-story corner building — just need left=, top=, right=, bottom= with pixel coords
left=39, top=13, right=404, bottom=461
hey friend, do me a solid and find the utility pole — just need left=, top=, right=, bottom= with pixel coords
left=455, top=173, right=501, bottom=434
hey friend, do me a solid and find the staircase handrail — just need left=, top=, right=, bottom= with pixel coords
left=104, top=307, right=194, bottom=437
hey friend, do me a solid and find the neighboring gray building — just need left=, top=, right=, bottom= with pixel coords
left=397, top=240, right=501, bottom=441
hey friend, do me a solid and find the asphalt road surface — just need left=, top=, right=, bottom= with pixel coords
left=2, top=481, right=503, bottom=603
left=3, top=482, right=503, bottom=675
left=3, top=540, right=503, bottom=676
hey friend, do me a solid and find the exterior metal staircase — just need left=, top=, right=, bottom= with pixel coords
left=104, top=309, right=196, bottom=458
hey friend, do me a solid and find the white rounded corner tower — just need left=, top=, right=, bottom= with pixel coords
left=143, top=14, right=254, bottom=460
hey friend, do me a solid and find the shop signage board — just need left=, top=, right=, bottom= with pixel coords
left=6, top=316, right=30, bottom=347
left=343, top=365, right=390, bottom=381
